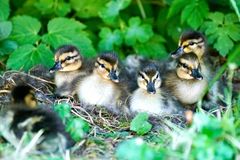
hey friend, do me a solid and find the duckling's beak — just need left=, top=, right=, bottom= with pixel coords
left=147, top=82, right=156, bottom=94
left=49, top=61, right=62, bottom=73
left=191, top=69, right=203, bottom=80
left=109, top=70, right=119, bottom=83
left=171, top=47, right=184, bottom=58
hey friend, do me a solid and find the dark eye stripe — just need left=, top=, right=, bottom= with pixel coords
left=97, top=61, right=110, bottom=72
left=179, top=62, right=190, bottom=70
left=61, top=54, right=79, bottom=63
left=139, top=72, right=148, bottom=83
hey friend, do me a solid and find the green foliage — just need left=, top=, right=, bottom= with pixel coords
left=130, top=113, right=152, bottom=135
left=0, top=0, right=10, bottom=21
left=54, top=103, right=90, bottom=142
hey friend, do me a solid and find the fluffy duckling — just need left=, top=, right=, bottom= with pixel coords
left=164, top=53, right=208, bottom=106
left=77, top=52, right=129, bottom=114
left=49, top=45, right=88, bottom=97
left=9, top=85, right=74, bottom=151
left=130, top=64, right=185, bottom=116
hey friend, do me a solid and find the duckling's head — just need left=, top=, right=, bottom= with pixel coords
left=176, top=53, right=203, bottom=80
left=171, top=31, right=206, bottom=59
left=94, top=52, right=119, bottom=83
left=138, top=64, right=161, bottom=94
left=11, top=85, right=37, bottom=108
left=49, top=45, right=82, bottom=72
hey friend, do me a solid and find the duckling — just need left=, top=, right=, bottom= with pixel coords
left=164, top=53, right=208, bottom=106
left=130, top=64, right=185, bottom=116
left=49, top=45, right=88, bottom=97
left=9, top=85, right=74, bottom=151
left=77, top=52, right=129, bottom=114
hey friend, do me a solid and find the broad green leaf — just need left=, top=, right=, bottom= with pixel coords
left=0, top=21, right=12, bottom=40
left=227, top=45, right=240, bottom=67
left=130, top=112, right=152, bottom=135
left=0, top=40, right=18, bottom=55
left=203, top=12, right=240, bottom=56
left=9, top=15, right=41, bottom=45
left=35, top=0, right=71, bottom=17
left=167, top=0, right=188, bottom=18
left=124, top=17, right=153, bottom=46
left=71, top=0, right=108, bottom=18
left=181, top=0, right=209, bottom=29
left=54, top=103, right=72, bottom=121
left=134, top=35, right=167, bottom=59
left=98, top=27, right=123, bottom=51
left=99, top=0, right=131, bottom=22
left=42, top=18, right=96, bottom=57
left=7, top=44, right=54, bottom=71
left=0, top=0, right=10, bottom=21
left=66, top=117, right=90, bottom=141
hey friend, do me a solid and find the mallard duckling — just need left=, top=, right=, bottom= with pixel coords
left=164, top=53, right=208, bottom=106
left=49, top=45, right=88, bottom=97
left=130, top=64, right=185, bottom=116
left=9, top=85, right=74, bottom=151
left=77, top=52, right=129, bottom=114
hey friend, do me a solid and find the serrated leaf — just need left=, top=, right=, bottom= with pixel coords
left=0, top=40, right=18, bottom=55
left=71, top=0, right=108, bottom=18
left=35, top=0, right=71, bottom=17
left=99, top=0, right=131, bottom=22
left=134, top=35, right=167, bottom=59
left=167, top=0, right=188, bottom=18
left=98, top=27, right=123, bottom=51
left=66, top=117, right=90, bottom=141
left=181, top=0, right=209, bottom=29
left=208, top=12, right=224, bottom=24
left=9, top=15, right=41, bottom=45
left=0, top=0, right=10, bottom=21
left=214, top=33, right=234, bottom=56
left=42, top=18, right=96, bottom=57
left=130, top=112, right=152, bottom=135
left=7, top=44, right=54, bottom=71
left=124, top=17, right=153, bottom=46
left=0, top=21, right=12, bottom=40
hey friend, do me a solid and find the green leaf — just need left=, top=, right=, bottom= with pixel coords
left=0, top=40, right=18, bottom=55
left=181, top=0, right=209, bottom=29
left=0, top=0, right=10, bottom=21
left=134, top=35, right=167, bottom=59
left=42, top=17, right=96, bottom=58
left=99, top=0, right=131, bottom=22
left=167, top=0, right=188, bottom=18
left=203, top=12, right=240, bottom=56
left=35, top=0, right=71, bottom=17
left=124, top=17, right=153, bottom=46
left=54, top=103, right=72, bottom=121
left=66, top=117, right=90, bottom=141
left=71, top=0, right=108, bottom=18
left=130, top=112, right=152, bottom=135
left=7, top=44, right=54, bottom=71
left=9, top=15, right=41, bottom=45
left=0, top=21, right=12, bottom=40
left=98, top=27, right=123, bottom=51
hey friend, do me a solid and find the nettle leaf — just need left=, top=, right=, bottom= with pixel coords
left=99, top=0, right=131, bottom=22
left=0, top=40, right=18, bottom=56
left=203, top=12, right=240, bottom=56
left=181, top=0, right=209, bottom=29
left=66, top=117, right=90, bottom=141
left=7, top=44, right=54, bottom=71
left=9, top=15, right=41, bottom=45
left=167, top=0, right=188, bottom=18
left=71, top=0, right=108, bottom=18
left=0, top=0, right=10, bottom=21
left=134, top=35, right=167, bottom=59
left=98, top=27, right=123, bottom=51
left=124, top=17, right=153, bottom=46
left=0, top=21, right=12, bottom=40
left=35, top=0, right=71, bottom=17
left=42, top=17, right=96, bottom=58
left=130, top=112, right=152, bottom=135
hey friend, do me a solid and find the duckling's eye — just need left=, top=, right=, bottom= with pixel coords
left=181, top=63, right=188, bottom=69
left=100, top=63, right=105, bottom=68
left=66, top=56, right=71, bottom=60
left=139, top=73, right=144, bottom=79
left=156, top=74, right=159, bottom=79
left=189, top=42, right=195, bottom=46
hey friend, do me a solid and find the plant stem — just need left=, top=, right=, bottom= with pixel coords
left=229, top=0, right=240, bottom=22
left=136, top=0, right=146, bottom=19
